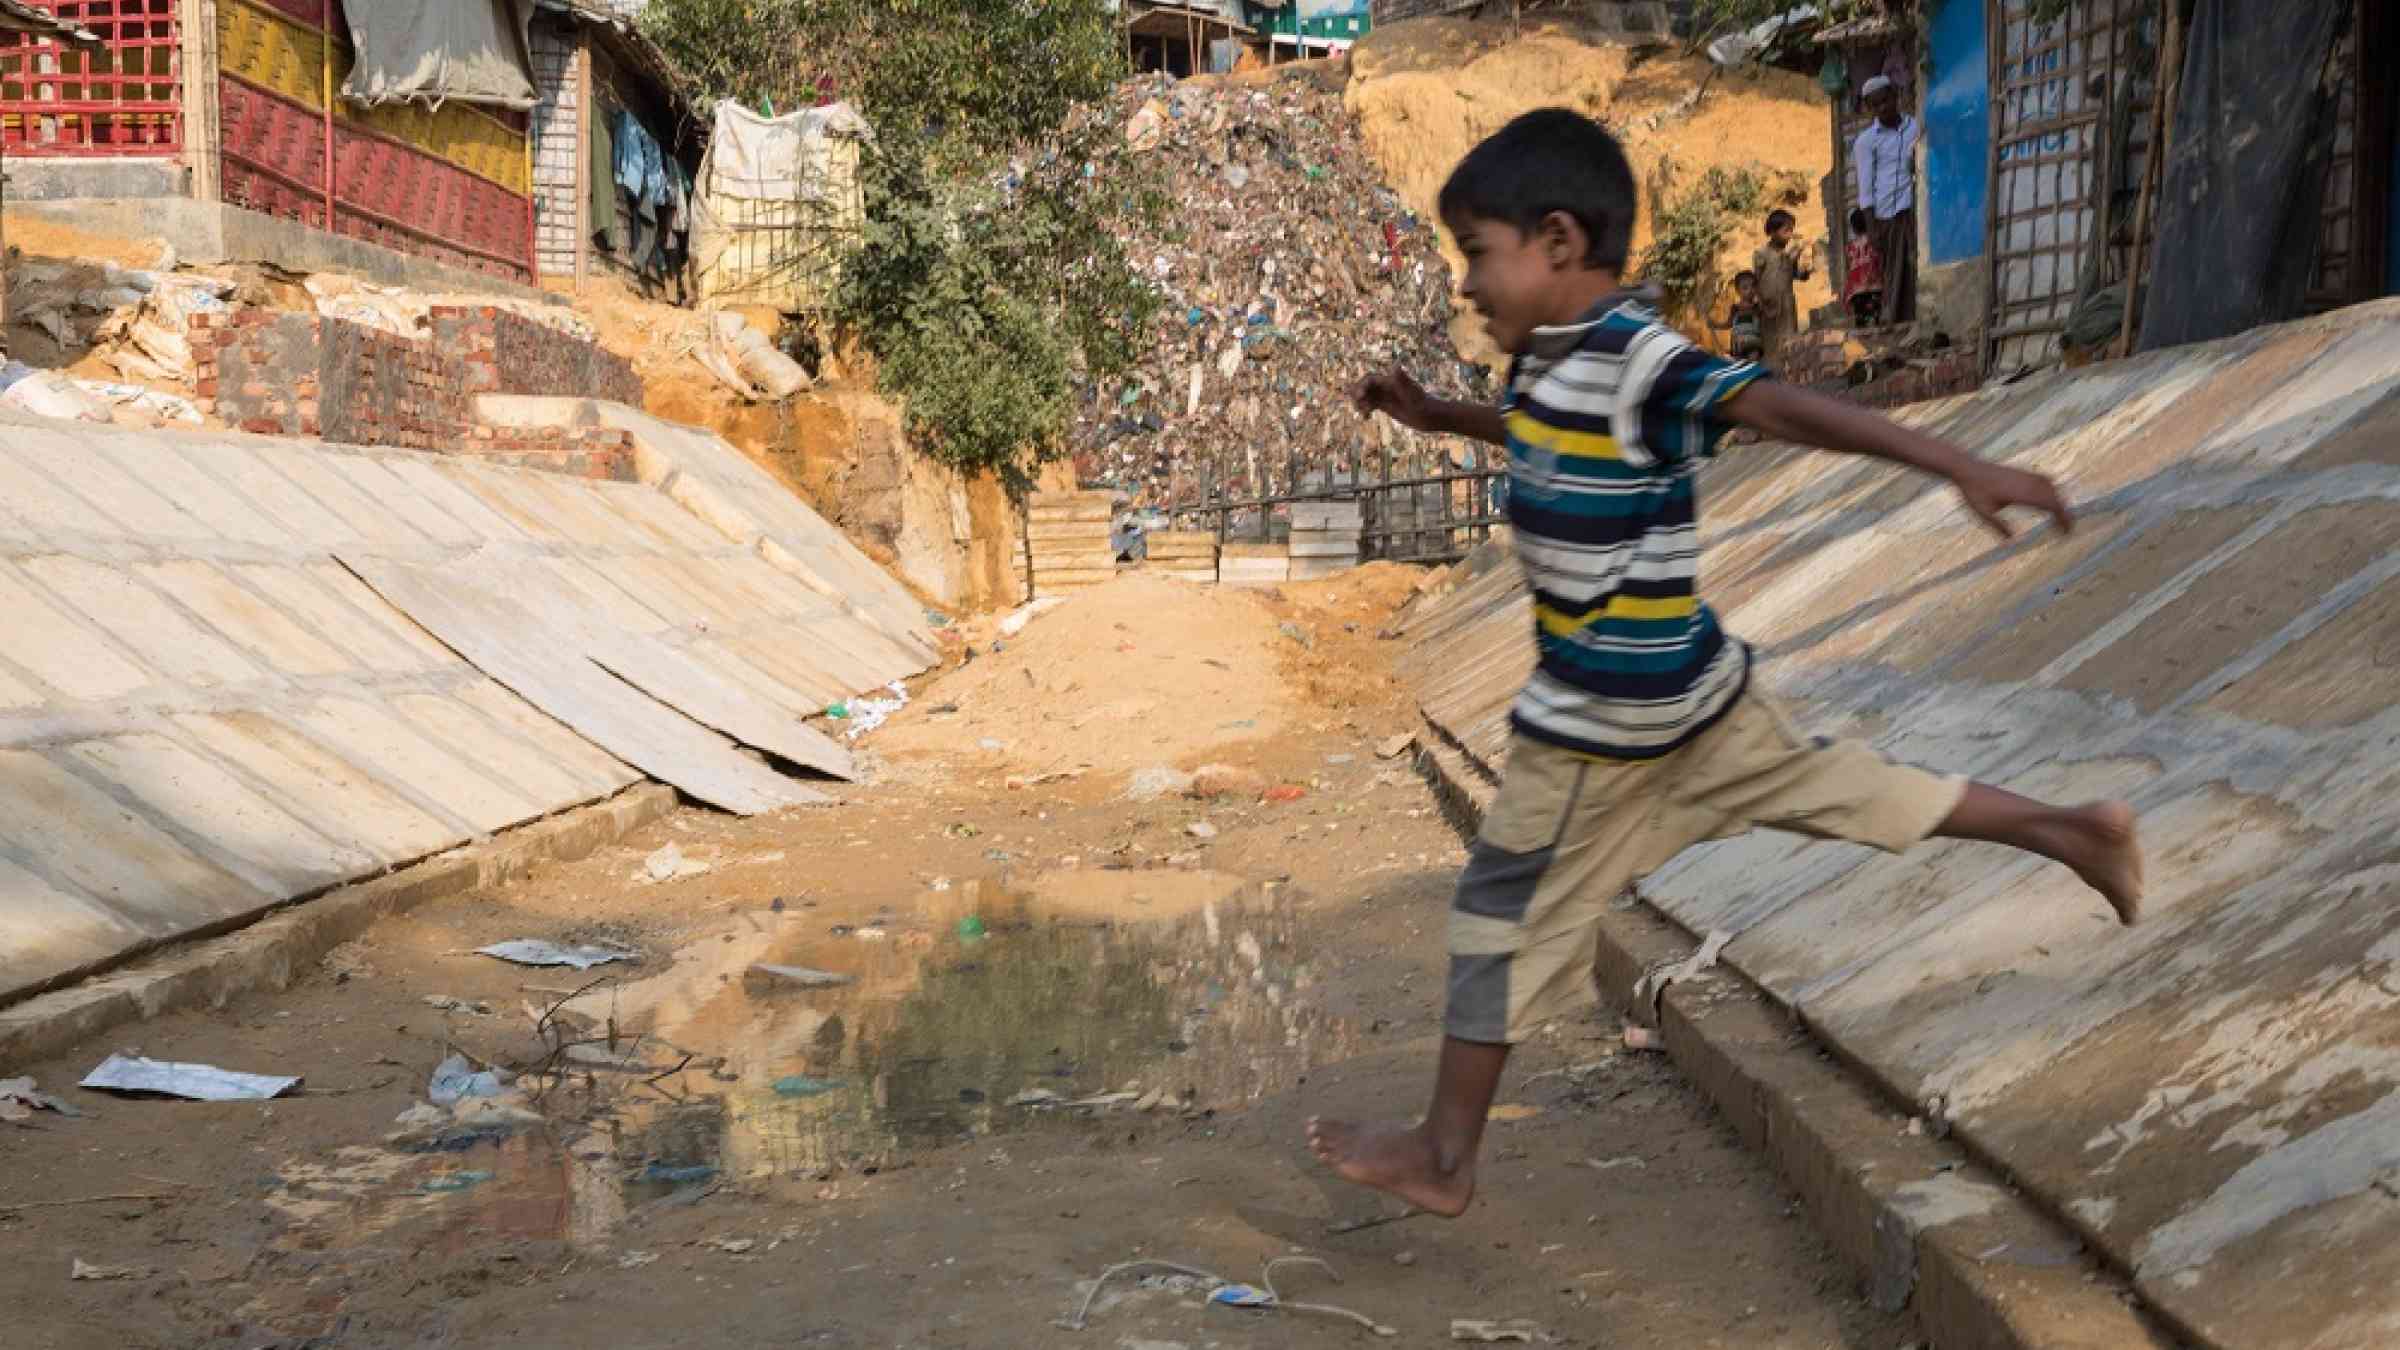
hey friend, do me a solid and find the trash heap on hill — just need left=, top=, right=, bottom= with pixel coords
left=1074, top=71, right=1490, bottom=512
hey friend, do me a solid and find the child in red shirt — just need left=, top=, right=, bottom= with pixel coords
left=1845, top=206, right=1884, bottom=326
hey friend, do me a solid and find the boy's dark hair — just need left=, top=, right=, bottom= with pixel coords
left=1849, top=206, right=1870, bottom=233
left=1733, top=269, right=1759, bottom=287
left=1437, top=108, right=1636, bottom=270
left=1765, top=208, right=1796, bottom=235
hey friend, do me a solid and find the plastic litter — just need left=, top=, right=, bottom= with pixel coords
left=1452, top=1319, right=1541, bottom=1342
left=0, top=1076, right=82, bottom=1121
left=839, top=681, right=909, bottom=740
left=0, top=367, right=111, bottom=422
left=79, top=1053, right=299, bottom=1102
left=999, top=596, right=1067, bottom=637
left=1063, top=1256, right=1394, bottom=1336
left=745, top=963, right=856, bottom=990
left=772, top=1075, right=842, bottom=1098
left=643, top=842, right=710, bottom=883
left=1210, top=1284, right=1276, bottom=1308
left=417, top=1170, right=496, bottom=1194
left=1126, top=766, right=1196, bottom=802
left=427, top=1053, right=506, bottom=1107
left=475, top=939, right=639, bottom=970
left=955, top=915, right=988, bottom=942
left=70, top=1258, right=146, bottom=1281
left=1064, top=77, right=1481, bottom=520
left=1631, top=929, right=1733, bottom=1017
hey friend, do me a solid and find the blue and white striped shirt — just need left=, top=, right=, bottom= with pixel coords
left=1501, top=295, right=1766, bottom=760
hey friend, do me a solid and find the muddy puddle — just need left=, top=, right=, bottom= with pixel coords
left=269, top=869, right=1354, bottom=1257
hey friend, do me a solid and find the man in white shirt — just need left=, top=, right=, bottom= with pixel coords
left=1852, top=74, right=1919, bottom=323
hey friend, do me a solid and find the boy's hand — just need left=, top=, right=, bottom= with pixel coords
left=1955, top=461, right=2073, bottom=540
left=1356, top=368, right=1435, bottom=433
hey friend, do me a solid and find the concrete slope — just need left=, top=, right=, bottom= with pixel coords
left=476, top=396, right=939, bottom=669
left=0, top=410, right=932, bottom=1005
left=1401, top=298, right=2400, bottom=1348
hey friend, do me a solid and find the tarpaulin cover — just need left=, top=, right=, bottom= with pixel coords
left=2137, top=0, right=2350, bottom=353
left=342, top=0, right=539, bottom=111
left=692, top=103, right=871, bottom=310
left=704, top=101, right=872, bottom=202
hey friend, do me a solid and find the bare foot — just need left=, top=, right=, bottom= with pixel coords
left=1305, top=1117, right=1474, bottom=1217
left=2055, top=800, right=2144, bottom=924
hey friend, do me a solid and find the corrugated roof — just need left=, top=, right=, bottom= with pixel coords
left=0, top=0, right=99, bottom=42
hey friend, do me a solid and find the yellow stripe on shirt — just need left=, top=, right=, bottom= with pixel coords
left=1505, top=410, right=1622, bottom=461
left=1536, top=594, right=1699, bottom=637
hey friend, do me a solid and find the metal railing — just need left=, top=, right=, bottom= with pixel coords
left=1161, top=449, right=1507, bottom=566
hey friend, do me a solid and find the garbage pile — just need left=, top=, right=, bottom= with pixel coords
left=1075, top=71, right=1489, bottom=509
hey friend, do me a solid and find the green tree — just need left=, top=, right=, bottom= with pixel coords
left=643, top=0, right=1158, bottom=485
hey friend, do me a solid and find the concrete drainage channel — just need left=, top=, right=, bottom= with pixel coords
left=1407, top=731, right=2169, bottom=1350
left=0, top=784, right=678, bottom=1068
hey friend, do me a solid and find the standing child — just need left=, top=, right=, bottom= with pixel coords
left=1752, top=208, right=1810, bottom=366
left=1721, top=270, right=1766, bottom=361
left=1845, top=206, right=1885, bottom=327
left=1318, top=108, right=2143, bottom=1218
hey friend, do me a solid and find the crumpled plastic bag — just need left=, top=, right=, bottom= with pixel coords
left=427, top=1053, right=506, bottom=1108
left=0, top=363, right=110, bottom=422
left=95, top=273, right=232, bottom=383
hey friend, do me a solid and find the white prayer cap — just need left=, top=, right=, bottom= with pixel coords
left=1860, top=74, right=1894, bottom=98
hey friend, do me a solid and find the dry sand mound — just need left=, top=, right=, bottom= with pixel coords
left=871, top=574, right=1302, bottom=779
left=1345, top=17, right=1836, bottom=358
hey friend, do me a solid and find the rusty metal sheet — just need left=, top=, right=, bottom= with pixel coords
left=339, top=554, right=825, bottom=815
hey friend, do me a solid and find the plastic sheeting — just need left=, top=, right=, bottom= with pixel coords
left=703, top=101, right=872, bottom=202
left=2137, top=0, right=2351, bottom=353
left=692, top=102, right=872, bottom=310
left=342, top=0, right=539, bottom=111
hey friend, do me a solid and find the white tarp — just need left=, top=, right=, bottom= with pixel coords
left=704, top=101, right=872, bottom=202
left=342, top=0, right=539, bottom=110
left=1707, top=4, right=1818, bottom=66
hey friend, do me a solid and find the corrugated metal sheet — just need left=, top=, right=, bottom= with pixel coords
left=1402, top=298, right=2400, bottom=1346
left=0, top=406, right=932, bottom=1005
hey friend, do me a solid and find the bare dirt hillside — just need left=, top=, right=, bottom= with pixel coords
left=1345, top=16, right=1837, bottom=360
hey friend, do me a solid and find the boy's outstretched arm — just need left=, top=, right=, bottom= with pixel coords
left=1356, top=369, right=1508, bottom=446
left=1725, top=380, right=2072, bottom=541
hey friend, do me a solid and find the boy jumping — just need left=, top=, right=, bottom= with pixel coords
left=1311, top=109, right=2143, bottom=1218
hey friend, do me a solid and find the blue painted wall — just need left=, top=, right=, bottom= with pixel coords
left=1924, top=0, right=1991, bottom=263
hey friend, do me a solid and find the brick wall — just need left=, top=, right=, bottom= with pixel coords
left=434, top=306, right=641, bottom=406
left=1792, top=349, right=1982, bottom=410
left=199, top=305, right=643, bottom=478
left=319, top=317, right=469, bottom=449
left=197, top=311, right=323, bottom=437
left=467, top=423, right=639, bottom=480
left=1776, top=328, right=1983, bottom=410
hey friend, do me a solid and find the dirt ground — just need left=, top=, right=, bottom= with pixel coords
left=1344, top=15, right=1838, bottom=363
left=0, top=574, right=1916, bottom=1350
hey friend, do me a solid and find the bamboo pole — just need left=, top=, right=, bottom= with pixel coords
left=321, top=0, right=335, bottom=229
left=2117, top=0, right=2181, bottom=358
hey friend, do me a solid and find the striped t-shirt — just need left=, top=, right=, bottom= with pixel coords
left=1501, top=293, right=1767, bottom=760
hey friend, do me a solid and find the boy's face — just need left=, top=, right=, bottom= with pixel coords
left=1448, top=213, right=1574, bottom=355
left=1768, top=220, right=1793, bottom=247
left=1735, top=276, right=1759, bottom=301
